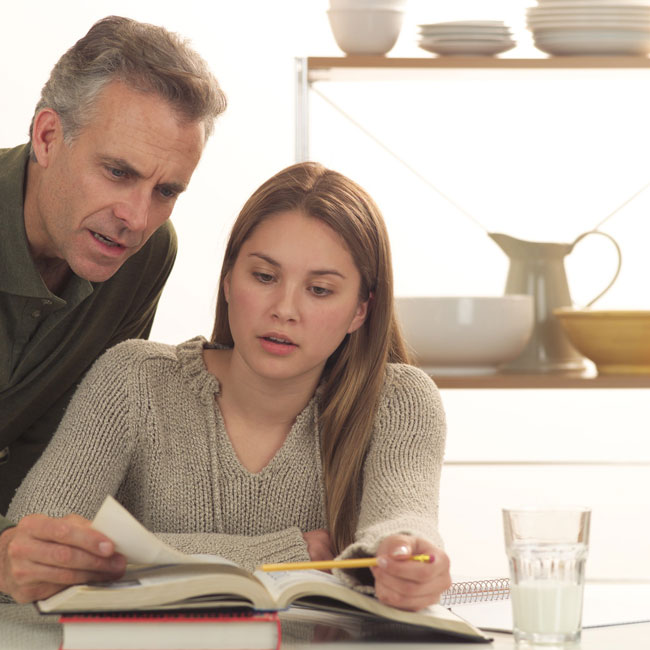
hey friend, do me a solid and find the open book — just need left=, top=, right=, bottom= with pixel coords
left=36, top=497, right=489, bottom=643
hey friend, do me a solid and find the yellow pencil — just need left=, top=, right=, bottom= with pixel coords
left=258, top=554, right=432, bottom=572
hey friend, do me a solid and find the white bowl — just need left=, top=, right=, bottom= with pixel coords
left=330, top=0, right=407, bottom=8
left=533, top=32, right=650, bottom=55
left=327, top=9, right=404, bottom=55
left=419, top=39, right=516, bottom=56
left=419, top=27, right=513, bottom=36
left=419, top=20, right=508, bottom=28
left=395, top=296, right=534, bottom=375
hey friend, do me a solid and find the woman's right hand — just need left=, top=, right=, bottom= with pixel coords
left=302, top=529, right=334, bottom=562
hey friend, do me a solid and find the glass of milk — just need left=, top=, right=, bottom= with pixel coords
left=503, top=506, right=591, bottom=646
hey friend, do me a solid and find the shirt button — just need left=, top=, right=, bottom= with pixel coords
left=31, top=309, right=42, bottom=318
left=42, top=299, right=52, bottom=306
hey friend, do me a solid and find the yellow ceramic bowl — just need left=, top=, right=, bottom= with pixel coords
left=553, top=308, right=650, bottom=375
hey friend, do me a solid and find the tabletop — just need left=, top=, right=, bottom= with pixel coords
left=1, top=601, right=649, bottom=650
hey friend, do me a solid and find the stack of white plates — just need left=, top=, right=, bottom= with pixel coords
left=417, top=21, right=516, bottom=56
left=527, top=0, right=650, bottom=55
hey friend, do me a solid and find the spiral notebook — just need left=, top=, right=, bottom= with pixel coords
left=440, top=577, right=510, bottom=606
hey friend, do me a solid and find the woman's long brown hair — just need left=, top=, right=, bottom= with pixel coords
left=211, top=162, right=410, bottom=553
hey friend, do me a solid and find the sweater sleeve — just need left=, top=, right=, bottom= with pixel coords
left=0, top=515, right=14, bottom=533
left=334, top=365, right=446, bottom=588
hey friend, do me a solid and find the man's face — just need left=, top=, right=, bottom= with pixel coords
left=28, top=81, right=205, bottom=282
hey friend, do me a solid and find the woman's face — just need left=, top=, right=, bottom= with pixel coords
left=224, top=209, right=369, bottom=386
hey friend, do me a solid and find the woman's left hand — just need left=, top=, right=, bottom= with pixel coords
left=370, top=534, right=451, bottom=612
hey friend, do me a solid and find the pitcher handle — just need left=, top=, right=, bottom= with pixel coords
left=570, top=230, right=622, bottom=308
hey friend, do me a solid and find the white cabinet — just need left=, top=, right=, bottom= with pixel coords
left=439, top=388, right=650, bottom=580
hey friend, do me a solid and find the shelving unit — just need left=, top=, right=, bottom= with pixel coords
left=295, top=55, right=650, bottom=159
left=295, top=56, right=650, bottom=390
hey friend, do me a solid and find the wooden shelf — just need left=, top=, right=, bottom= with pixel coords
left=305, top=55, right=650, bottom=71
left=301, top=55, right=650, bottom=84
left=432, top=372, right=650, bottom=389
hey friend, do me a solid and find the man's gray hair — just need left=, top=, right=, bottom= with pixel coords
left=29, top=15, right=226, bottom=154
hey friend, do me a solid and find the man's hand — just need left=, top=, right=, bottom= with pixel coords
left=0, top=513, right=126, bottom=603
left=370, top=534, right=451, bottom=612
left=302, top=528, right=334, bottom=562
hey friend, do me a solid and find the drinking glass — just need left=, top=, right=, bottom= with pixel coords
left=503, top=506, right=591, bottom=646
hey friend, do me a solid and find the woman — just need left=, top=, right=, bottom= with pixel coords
left=8, top=162, right=450, bottom=611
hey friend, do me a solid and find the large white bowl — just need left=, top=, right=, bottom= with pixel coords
left=395, top=296, right=534, bottom=375
left=533, top=32, right=650, bottom=55
left=327, top=9, right=404, bottom=55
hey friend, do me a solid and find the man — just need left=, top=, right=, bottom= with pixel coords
left=0, top=15, right=226, bottom=602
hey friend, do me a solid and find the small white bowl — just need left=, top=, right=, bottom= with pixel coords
left=327, top=8, right=404, bottom=55
left=396, top=296, right=534, bottom=375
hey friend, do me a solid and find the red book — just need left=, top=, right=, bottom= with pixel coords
left=59, top=610, right=280, bottom=650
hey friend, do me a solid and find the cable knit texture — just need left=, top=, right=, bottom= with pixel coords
left=8, top=336, right=446, bottom=590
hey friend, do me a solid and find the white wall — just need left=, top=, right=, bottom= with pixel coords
left=4, top=1, right=649, bottom=581
left=6, top=1, right=650, bottom=339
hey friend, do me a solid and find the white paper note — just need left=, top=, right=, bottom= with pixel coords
left=90, top=495, right=225, bottom=565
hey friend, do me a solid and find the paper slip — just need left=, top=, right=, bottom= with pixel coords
left=91, top=495, right=233, bottom=566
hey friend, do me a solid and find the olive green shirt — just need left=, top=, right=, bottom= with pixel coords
left=0, top=144, right=177, bottom=524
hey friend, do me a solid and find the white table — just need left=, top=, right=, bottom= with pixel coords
left=285, top=624, right=650, bottom=650
left=1, top=601, right=648, bottom=649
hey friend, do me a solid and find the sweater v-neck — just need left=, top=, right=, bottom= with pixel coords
left=177, top=336, right=320, bottom=479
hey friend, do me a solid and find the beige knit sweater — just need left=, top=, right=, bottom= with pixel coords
left=8, top=337, right=446, bottom=585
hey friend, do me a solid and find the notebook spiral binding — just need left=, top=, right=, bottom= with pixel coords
left=440, top=578, right=511, bottom=606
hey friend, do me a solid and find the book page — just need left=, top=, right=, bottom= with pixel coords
left=91, top=496, right=234, bottom=567
left=254, top=568, right=345, bottom=601
left=254, top=568, right=482, bottom=635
